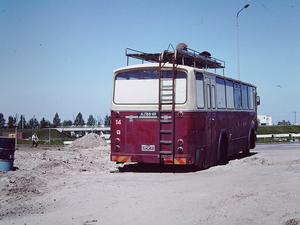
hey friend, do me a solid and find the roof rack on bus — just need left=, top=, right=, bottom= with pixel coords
left=126, top=43, right=225, bottom=71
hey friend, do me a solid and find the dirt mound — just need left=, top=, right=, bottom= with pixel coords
left=66, top=133, right=107, bottom=150
left=0, top=143, right=118, bottom=219
left=0, top=173, right=46, bottom=219
left=284, top=218, right=300, bottom=225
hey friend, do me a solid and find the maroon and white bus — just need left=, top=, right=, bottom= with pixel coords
left=111, top=43, right=259, bottom=169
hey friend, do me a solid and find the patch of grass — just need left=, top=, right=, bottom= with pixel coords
left=1, top=128, right=74, bottom=146
left=257, top=125, right=300, bottom=134
left=257, top=126, right=300, bottom=143
left=16, top=138, right=74, bottom=146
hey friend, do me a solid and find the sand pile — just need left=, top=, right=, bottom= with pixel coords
left=66, top=133, right=107, bottom=151
left=0, top=141, right=118, bottom=219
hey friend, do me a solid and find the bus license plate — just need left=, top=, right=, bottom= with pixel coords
left=141, top=145, right=155, bottom=151
left=138, top=112, right=158, bottom=117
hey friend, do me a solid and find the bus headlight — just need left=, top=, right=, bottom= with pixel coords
left=115, top=111, right=120, bottom=118
left=115, top=138, right=120, bottom=145
left=115, top=145, right=120, bottom=152
left=178, top=111, right=184, bottom=118
left=177, top=147, right=184, bottom=154
left=177, top=139, right=184, bottom=146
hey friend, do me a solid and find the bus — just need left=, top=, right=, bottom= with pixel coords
left=110, top=43, right=259, bottom=169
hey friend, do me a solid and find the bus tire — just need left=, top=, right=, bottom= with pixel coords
left=242, top=148, right=250, bottom=156
left=218, top=135, right=228, bottom=165
left=243, top=129, right=255, bottom=156
left=249, top=129, right=256, bottom=149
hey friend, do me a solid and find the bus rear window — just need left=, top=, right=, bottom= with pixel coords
left=114, top=70, right=187, bottom=104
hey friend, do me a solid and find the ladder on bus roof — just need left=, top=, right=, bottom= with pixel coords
left=158, top=59, right=176, bottom=163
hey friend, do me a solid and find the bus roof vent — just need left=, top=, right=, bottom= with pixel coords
left=126, top=43, right=225, bottom=70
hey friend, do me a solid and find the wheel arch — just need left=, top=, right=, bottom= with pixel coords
left=248, top=126, right=256, bottom=149
left=217, top=129, right=229, bottom=162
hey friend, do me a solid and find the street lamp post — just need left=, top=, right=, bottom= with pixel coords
left=236, top=4, right=250, bottom=80
left=48, top=126, right=51, bottom=144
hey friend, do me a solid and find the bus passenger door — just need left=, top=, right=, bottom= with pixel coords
left=204, top=76, right=217, bottom=167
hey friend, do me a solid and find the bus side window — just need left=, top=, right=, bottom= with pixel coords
left=206, top=84, right=211, bottom=109
left=211, top=85, right=216, bottom=109
left=196, top=73, right=204, bottom=108
left=248, top=86, right=254, bottom=109
left=242, top=84, right=248, bottom=109
left=226, top=80, right=234, bottom=109
left=216, top=78, right=226, bottom=109
left=234, top=83, right=242, bottom=109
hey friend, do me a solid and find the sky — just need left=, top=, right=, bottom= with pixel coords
left=0, top=0, right=299, bottom=125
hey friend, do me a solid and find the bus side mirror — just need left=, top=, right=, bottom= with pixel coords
left=256, top=96, right=260, bottom=106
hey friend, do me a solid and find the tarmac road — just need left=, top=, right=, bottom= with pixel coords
left=255, top=142, right=300, bottom=151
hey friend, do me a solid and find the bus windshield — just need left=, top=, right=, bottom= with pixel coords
left=114, top=70, right=187, bottom=104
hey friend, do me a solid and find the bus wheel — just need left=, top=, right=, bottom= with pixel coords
left=218, top=137, right=228, bottom=165
left=242, top=148, right=250, bottom=156
left=249, top=129, right=256, bottom=149
left=243, top=130, right=255, bottom=156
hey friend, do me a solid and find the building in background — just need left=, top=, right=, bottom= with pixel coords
left=277, top=120, right=291, bottom=126
left=2, top=132, right=27, bottom=139
left=258, top=115, right=272, bottom=126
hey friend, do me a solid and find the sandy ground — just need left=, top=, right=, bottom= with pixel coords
left=1, top=134, right=300, bottom=225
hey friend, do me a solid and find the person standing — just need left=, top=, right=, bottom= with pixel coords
left=32, top=133, right=39, bottom=147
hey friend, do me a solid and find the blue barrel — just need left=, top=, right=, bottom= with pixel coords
left=0, top=137, right=15, bottom=171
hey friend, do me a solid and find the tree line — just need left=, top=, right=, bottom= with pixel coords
left=0, top=112, right=111, bottom=129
